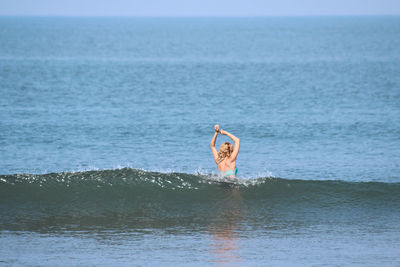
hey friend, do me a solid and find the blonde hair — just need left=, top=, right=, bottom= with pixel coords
left=217, top=142, right=233, bottom=164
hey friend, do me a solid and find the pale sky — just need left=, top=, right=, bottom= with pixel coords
left=0, top=0, right=399, bottom=16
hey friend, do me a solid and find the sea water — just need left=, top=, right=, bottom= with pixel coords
left=0, top=16, right=400, bottom=266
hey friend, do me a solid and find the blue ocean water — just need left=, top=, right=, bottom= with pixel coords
left=1, top=16, right=400, bottom=266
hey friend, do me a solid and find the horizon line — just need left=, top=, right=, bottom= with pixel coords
left=0, top=14, right=399, bottom=18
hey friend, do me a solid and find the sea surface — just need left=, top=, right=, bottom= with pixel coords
left=1, top=16, right=400, bottom=266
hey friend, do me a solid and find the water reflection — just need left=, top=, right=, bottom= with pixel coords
left=209, top=188, right=243, bottom=266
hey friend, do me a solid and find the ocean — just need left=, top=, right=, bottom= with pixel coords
left=0, top=16, right=400, bottom=266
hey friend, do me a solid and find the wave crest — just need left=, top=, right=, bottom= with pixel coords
left=1, top=168, right=399, bottom=231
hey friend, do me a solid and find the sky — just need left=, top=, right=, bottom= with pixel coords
left=0, top=0, right=399, bottom=16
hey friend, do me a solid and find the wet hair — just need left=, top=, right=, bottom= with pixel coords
left=217, top=142, right=233, bottom=164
